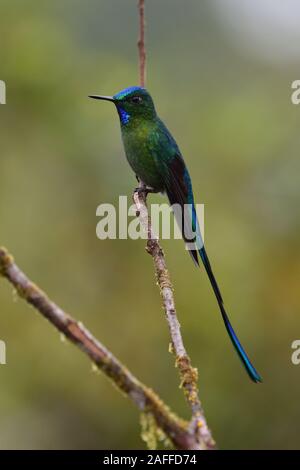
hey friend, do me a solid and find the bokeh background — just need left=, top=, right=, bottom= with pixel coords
left=0, top=0, right=299, bottom=450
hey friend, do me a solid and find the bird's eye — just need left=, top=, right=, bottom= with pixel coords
left=131, top=96, right=142, bottom=104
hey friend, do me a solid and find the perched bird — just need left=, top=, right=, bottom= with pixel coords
left=89, top=86, right=262, bottom=383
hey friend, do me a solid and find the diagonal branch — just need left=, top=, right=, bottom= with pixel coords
left=133, top=183, right=215, bottom=449
left=0, top=246, right=211, bottom=450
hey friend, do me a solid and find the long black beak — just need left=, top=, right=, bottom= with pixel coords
left=88, top=95, right=115, bottom=103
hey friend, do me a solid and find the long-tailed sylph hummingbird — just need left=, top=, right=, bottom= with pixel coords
left=89, top=86, right=262, bottom=383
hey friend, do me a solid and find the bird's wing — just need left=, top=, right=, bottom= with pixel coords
left=152, top=121, right=201, bottom=265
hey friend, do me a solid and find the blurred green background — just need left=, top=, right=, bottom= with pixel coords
left=0, top=0, right=300, bottom=450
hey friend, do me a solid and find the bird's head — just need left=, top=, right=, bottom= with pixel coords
left=89, top=86, right=157, bottom=125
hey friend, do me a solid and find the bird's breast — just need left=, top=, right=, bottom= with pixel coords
left=121, top=123, right=164, bottom=191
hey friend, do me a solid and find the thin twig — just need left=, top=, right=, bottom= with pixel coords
left=138, top=0, right=146, bottom=87
left=133, top=183, right=215, bottom=449
left=135, top=1, right=215, bottom=449
left=0, top=246, right=207, bottom=450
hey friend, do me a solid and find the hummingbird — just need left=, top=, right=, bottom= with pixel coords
left=89, top=86, right=262, bottom=383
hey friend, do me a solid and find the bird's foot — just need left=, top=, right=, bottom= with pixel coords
left=133, top=185, right=158, bottom=197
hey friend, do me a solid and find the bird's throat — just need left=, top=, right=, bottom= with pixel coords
left=118, top=107, right=130, bottom=125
